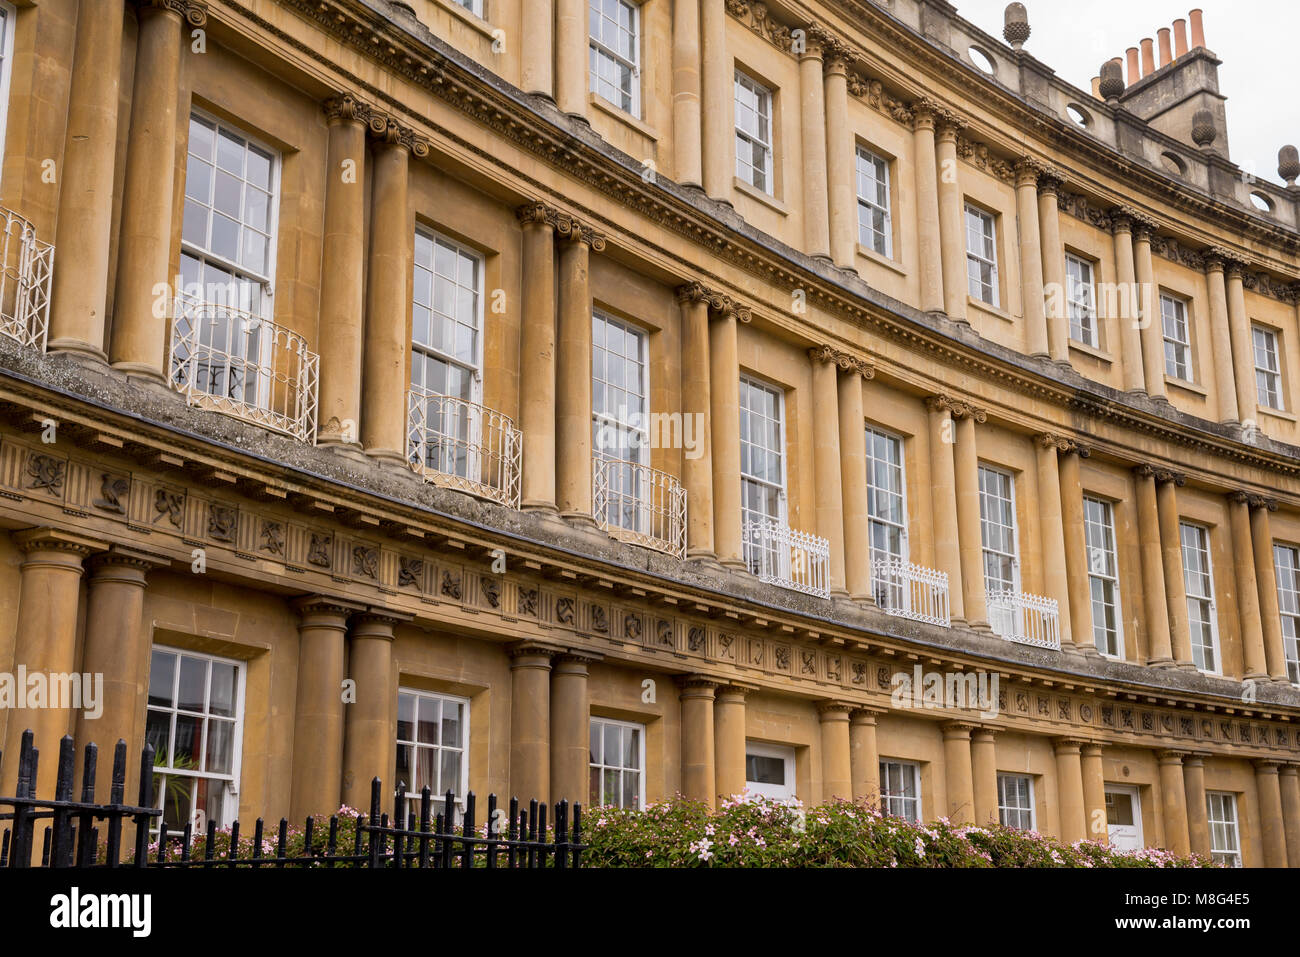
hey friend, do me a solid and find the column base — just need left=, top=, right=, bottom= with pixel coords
left=969, top=620, right=993, bottom=635
left=1175, top=660, right=1200, bottom=672
left=318, top=440, right=370, bottom=465
left=1271, top=676, right=1296, bottom=687
left=720, top=557, right=749, bottom=574
left=364, top=448, right=411, bottom=471
left=48, top=340, right=110, bottom=367
left=1146, top=657, right=1177, bottom=669
left=111, top=361, right=167, bottom=386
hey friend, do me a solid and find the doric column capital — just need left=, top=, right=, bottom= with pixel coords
left=1155, top=748, right=1189, bottom=764
left=927, top=393, right=987, bottom=422
left=817, top=700, right=854, bottom=719
left=554, top=651, right=600, bottom=674
left=1253, top=758, right=1283, bottom=773
left=1052, top=737, right=1087, bottom=753
left=139, top=0, right=208, bottom=26
left=850, top=706, right=885, bottom=725
left=13, top=527, right=106, bottom=558
left=678, top=673, right=721, bottom=697
left=715, top=682, right=759, bottom=702
left=294, top=595, right=367, bottom=622
left=1080, top=741, right=1105, bottom=758
left=366, top=111, right=430, bottom=157
left=808, top=344, right=875, bottom=379
left=87, top=545, right=169, bottom=575
left=970, top=726, right=998, bottom=743
left=323, top=93, right=372, bottom=125
left=941, top=721, right=977, bottom=737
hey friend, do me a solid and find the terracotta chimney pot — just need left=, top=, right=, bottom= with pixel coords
left=1140, top=37, right=1155, bottom=77
left=1090, top=76, right=1101, bottom=99
left=1173, top=18, right=1189, bottom=57
left=1157, top=28, right=1172, bottom=67
left=1126, top=47, right=1141, bottom=85
left=1190, top=9, right=1205, bottom=48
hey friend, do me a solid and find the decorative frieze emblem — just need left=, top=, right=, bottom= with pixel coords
left=623, top=613, right=641, bottom=641
left=25, top=453, right=64, bottom=495
left=441, top=570, right=462, bottom=600
left=398, top=557, right=422, bottom=588
left=93, top=474, right=129, bottom=514
left=481, top=576, right=500, bottom=608
left=517, top=587, right=537, bottom=617
left=259, top=520, right=285, bottom=556
left=687, top=626, right=706, bottom=652
left=556, top=597, right=575, bottom=625
left=717, top=633, right=735, bottom=660
left=352, top=545, right=378, bottom=580
left=799, top=650, right=815, bottom=675
left=590, top=604, right=607, bottom=633
left=154, top=489, right=184, bottom=527
left=208, top=504, right=236, bottom=543
left=307, top=532, right=332, bottom=568
left=656, top=619, right=673, bottom=647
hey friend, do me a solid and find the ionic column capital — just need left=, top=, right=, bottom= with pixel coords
left=138, top=0, right=208, bottom=26
left=808, top=344, right=874, bottom=379
left=675, top=281, right=748, bottom=323
left=927, top=393, right=986, bottom=422
left=556, top=215, right=607, bottom=251
left=323, top=93, right=373, bottom=126
left=365, top=111, right=430, bottom=157
left=1136, top=464, right=1185, bottom=486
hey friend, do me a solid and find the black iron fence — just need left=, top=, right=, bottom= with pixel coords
left=0, top=730, right=583, bottom=869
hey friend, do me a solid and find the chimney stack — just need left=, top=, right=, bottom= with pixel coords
left=1140, top=37, right=1155, bottom=77
left=1190, top=8, right=1205, bottom=48
left=1173, top=18, right=1189, bottom=57
left=1157, top=28, right=1172, bottom=68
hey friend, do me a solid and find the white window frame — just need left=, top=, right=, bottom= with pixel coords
left=1180, top=521, right=1221, bottom=674
left=1105, top=784, right=1143, bottom=851
left=1273, top=543, right=1300, bottom=685
left=395, top=688, right=471, bottom=807
left=1065, top=253, right=1098, bottom=347
left=451, top=0, right=484, bottom=16
left=734, top=70, right=774, bottom=196
left=588, top=0, right=641, bottom=119
left=996, top=773, right=1035, bottom=830
left=1161, top=292, right=1192, bottom=382
left=591, top=310, right=649, bottom=466
left=1253, top=324, right=1284, bottom=411
left=978, top=464, right=1020, bottom=595
left=1206, top=791, right=1241, bottom=867
left=589, top=717, right=646, bottom=809
left=744, top=741, right=796, bottom=802
left=739, top=375, right=788, bottom=576
left=1084, top=496, right=1124, bottom=659
left=879, top=759, right=922, bottom=822
left=0, top=3, right=15, bottom=185
left=964, top=203, right=999, bottom=307
left=856, top=146, right=892, bottom=258
left=865, top=425, right=908, bottom=564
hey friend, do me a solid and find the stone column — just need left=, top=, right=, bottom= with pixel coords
left=1133, top=220, right=1167, bottom=401
left=1155, top=470, right=1194, bottom=668
left=520, top=0, right=555, bottom=98
left=838, top=358, right=874, bottom=602
left=1059, top=444, right=1096, bottom=656
left=48, top=0, right=127, bottom=360
left=1279, top=765, right=1300, bottom=868
left=1014, top=161, right=1048, bottom=357
left=680, top=676, right=718, bottom=808
left=818, top=702, right=853, bottom=802
left=1227, top=492, right=1268, bottom=680
left=849, top=709, right=882, bottom=806
left=912, top=104, right=945, bottom=314
left=941, top=723, right=975, bottom=824
left=556, top=222, right=604, bottom=525
left=290, top=598, right=361, bottom=819
left=340, top=612, right=401, bottom=812
left=700, top=0, right=732, bottom=202
left=678, top=284, right=715, bottom=559
left=714, top=684, right=752, bottom=803
left=316, top=96, right=370, bottom=448
left=926, top=396, right=965, bottom=621
left=1225, top=261, right=1258, bottom=431
left=517, top=204, right=558, bottom=511
left=1081, top=742, right=1107, bottom=842
left=1036, top=176, right=1068, bottom=364
left=2, top=529, right=101, bottom=798
left=1254, top=760, right=1288, bottom=868
left=1157, top=750, right=1190, bottom=856
left=824, top=47, right=857, bottom=271
left=953, top=404, right=987, bottom=628
left=1035, top=434, right=1075, bottom=651
left=1203, top=253, right=1240, bottom=425
left=1182, top=753, right=1211, bottom=857
left=798, top=30, right=830, bottom=261
left=709, top=303, right=747, bottom=569
left=936, top=116, right=968, bottom=324
left=1110, top=212, right=1147, bottom=393
left=110, top=0, right=196, bottom=379
left=1053, top=738, right=1087, bottom=843
left=809, top=348, right=846, bottom=595
left=970, top=727, right=999, bottom=826
left=670, top=0, right=702, bottom=187
left=1249, top=497, right=1290, bottom=682
left=555, top=0, right=588, bottom=120
left=551, top=654, right=593, bottom=807
left=1134, top=466, right=1174, bottom=665
left=508, top=643, right=555, bottom=805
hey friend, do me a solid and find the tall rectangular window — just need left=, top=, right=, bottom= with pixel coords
left=979, top=465, right=1019, bottom=595
left=1066, top=253, right=1097, bottom=347
left=589, top=718, right=644, bottom=809
left=1273, top=543, right=1300, bottom=684
left=879, top=760, right=921, bottom=821
left=145, top=647, right=244, bottom=835
left=592, top=311, right=649, bottom=532
left=734, top=71, right=773, bottom=195
left=965, top=204, right=998, bottom=306
left=0, top=3, right=14, bottom=180
left=396, top=689, right=469, bottom=804
left=1206, top=792, right=1241, bottom=867
left=1084, top=497, right=1124, bottom=658
left=856, top=147, right=892, bottom=257
left=740, top=376, right=786, bottom=573
left=1180, top=522, right=1219, bottom=673
left=865, top=426, right=907, bottom=563
left=1161, top=293, right=1191, bottom=381
left=589, top=0, right=640, bottom=117
left=997, top=773, right=1034, bottom=830
left=1253, top=325, right=1284, bottom=411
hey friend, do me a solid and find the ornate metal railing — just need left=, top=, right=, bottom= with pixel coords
left=407, top=388, right=521, bottom=509
left=0, top=207, right=54, bottom=351
left=592, top=455, right=687, bottom=558
left=987, top=589, right=1061, bottom=650
left=168, top=296, right=319, bottom=442
left=872, top=558, right=951, bottom=627
left=743, top=519, right=831, bottom=599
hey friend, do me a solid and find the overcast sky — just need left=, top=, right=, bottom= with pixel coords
left=951, top=0, right=1298, bottom=185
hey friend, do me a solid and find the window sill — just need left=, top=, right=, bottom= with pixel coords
left=967, top=296, right=1011, bottom=323
left=1165, top=375, right=1208, bottom=398
left=733, top=176, right=787, bottom=215
left=1067, top=338, right=1114, bottom=364
left=430, top=0, right=497, bottom=40
left=588, top=93, right=657, bottom=140
left=1256, top=403, right=1296, bottom=424
left=856, top=244, right=907, bottom=277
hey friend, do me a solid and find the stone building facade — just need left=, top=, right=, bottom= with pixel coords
left=0, top=0, right=1298, bottom=866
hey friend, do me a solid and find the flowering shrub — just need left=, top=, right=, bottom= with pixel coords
left=582, top=795, right=1216, bottom=868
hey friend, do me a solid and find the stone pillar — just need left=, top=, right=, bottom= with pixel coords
left=680, top=676, right=717, bottom=808
left=556, top=223, right=604, bottom=525
left=1249, top=497, right=1290, bottom=682
left=714, top=684, right=752, bottom=803
left=1157, top=750, right=1190, bottom=856
left=1038, top=174, right=1069, bottom=363
left=1227, top=492, right=1268, bottom=680
left=48, top=0, right=127, bottom=360
left=936, top=117, right=968, bottom=324
left=926, top=396, right=965, bottom=621
left=2, top=529, right=101, bottom=798
left=1081, top=743, right=1107, bottom=842
left=508, top=644, right=555, bottom=805
left=824, top=48, right=857, bottom=271
left=316, top=96, right=370, bottom=448
left=942, top=723, right=975, bottom=824
left=1110, top=212, right=1147, bottom=393
left=555, top=0, right=588, bottom=119
left=340, top=613, right=401, bottom=812
left=1035, top=434, right=1075, bottom=651
left=1279, top=765, right=1300, bottom=868
left=1134, top=466, right=1174, bottom=665
left=1053, top=738, right=1087, bottom=843
left=110, top=0, right=194, bottom=379
left=970, top=727, right=999, bottom=826
left=1133, top=221, right=1167, bottom=401
left=709, top=304, right=746, bottom=569
left=809, top=348, right=846, bottom=595
left=1155, top=471, right=1194, bottom=668
left=953, top=405, right=987, bottom=627
left=551, top=654, right=592, bottom=807
left=1059, top=444, right=1096, bottom=656
left=798, top=30, right=830, bottom=261
left=1014, top=162, right=1048, bottom=357
left=849, top=709, right=882, bottom=806
left=1203, top=254, right=1240, bottom=425
left=678, top=284, right=715, bottom=559
left=818, top=702, right=853, bottom=802
left=838, top=359, right=874, bottom=602
left=1225, top=262, right=1258, bottom=431
left=517, top=204, right=558, bottom=511
left=290, top=598, right=360, bottom=819
left=700, top=0, right=732, bottom=202
left=1182, top=753, right=1211, bottom=857
left=1254, top=760, right=1288, bottom=868
left=520, top=0, right=554, bottom=98
left=912, top=104, right=945, bottom=314
left=670, top=0, right=702, bottom=187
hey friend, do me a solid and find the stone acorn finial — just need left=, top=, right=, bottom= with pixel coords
left=1191, top=109, right=1218, bottom=149
left=1278, top=145, right=1300, bottom=188
left=1098, top=60, right=1125, bottom=102
left=1003, top=3, right=1030, bottom=51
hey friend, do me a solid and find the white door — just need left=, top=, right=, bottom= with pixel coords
left=744, top=742, right=796, bottom=802
left=1105, top=785, right=1143, bottom=850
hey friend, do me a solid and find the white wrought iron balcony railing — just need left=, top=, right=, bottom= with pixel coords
left=168, top=296, right=319, bottom=443
left=592, top=455, right=687, bottom=559
left=0, top=206, right=54, bottom=351
left=743, top=519, right=831, bottom=599
left=872, top=558, right=951, bottom=627
left=407, top=387, right=522, bottom=509
left=987, top=589, right=1061, bottom=650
